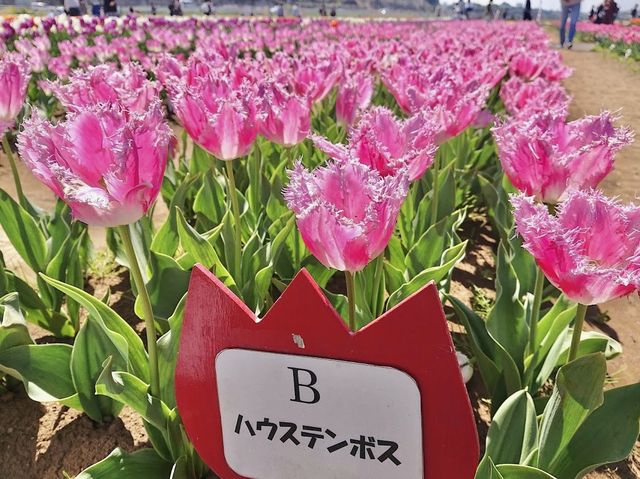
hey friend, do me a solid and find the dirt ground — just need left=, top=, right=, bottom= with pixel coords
left=0, top=41, right=639, bottom=478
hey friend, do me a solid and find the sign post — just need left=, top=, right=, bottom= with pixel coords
left=175, top=266, right=479, bottom=478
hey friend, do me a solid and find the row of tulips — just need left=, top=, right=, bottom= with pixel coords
left=575, top=21, right=640, bottom=61
left=0, top=16, right=639, bottom=478
left=476, top=20, right=640, bottom=479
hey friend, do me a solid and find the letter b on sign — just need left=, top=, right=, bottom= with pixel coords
left=288, top=367, right=320, bottom=404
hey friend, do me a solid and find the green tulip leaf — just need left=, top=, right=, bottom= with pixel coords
left=75, top=447, right=172, bottom=479
left=0, top=188, right=47, bottom=272
left=486, top=390, right=538, bottom=465
left=538, top=353, right=607, bottom=472
left=0, top=343, right=80, bottom=408
left=72, top=320, right=127, bottom=422
left=40, top=274, right=149, bottom=381
left=548, top=382, right=640, bottom=479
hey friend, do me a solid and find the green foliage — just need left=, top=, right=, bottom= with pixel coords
left=479, top=354, right=640, bottom=479
left=75, top=448, right=173, bottom=479
left=0, top=191, right=92, bottom=337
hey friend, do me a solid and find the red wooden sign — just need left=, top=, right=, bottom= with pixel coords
left=175, top=265, right=479, bottom=478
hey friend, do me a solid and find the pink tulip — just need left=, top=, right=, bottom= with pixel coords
left=335, top=71, right=374, bottom=127
left=311, top=107, right=438, bottom=181
left=509, top=50, right=572, bottom=82
left=380, top=59, right=496, bottom=141
left=500, top=76, right=571, bottom=118
left=44, top=63, right=159, bottom=113
left=511, top=190, right=640, bottom=305
left=0, top=53, right=30, bottom=135
left=18, top=101, right=172, bottom=227
left=284, top=160, right=409, bottom=272
left=257, top=81, right=310, bottom=147
left=493, top=112, right=632, bottom=204
left=171, top=75, right=258, bottom=161
left=291, top=55, right=342, bottom=104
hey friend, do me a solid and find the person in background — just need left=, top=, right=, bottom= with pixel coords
left=559, top=0, right=581, bottom=49
left=91, top=0, right=101, bottom=16
left=150, top=2, right=157, bottom=14
left=631, top=3, right=638, bottom=17
left=523, top=0, right=532, bottom=19
left=330, top=6, right=336, bottom=16
left=103, top=0, right=118, bottom=16
left=169, top=0, right=182, bottom=15
left=589, top=4, right=596, bottom=19
left=594, top=0, right=618, bottom=23
left=201, top=0, right=213, bottom=15
left=64, top=0, right=81, bottom=16
left=485, top=0, right=494, bottom=18
left=465, top=0, right=473, bottom=18
left=291, top=3, right=301, bottom=17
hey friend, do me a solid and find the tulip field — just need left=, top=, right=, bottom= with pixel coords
left=576, top=22, right=640, bottom=61
left=0, top=14, right=639, bottom=479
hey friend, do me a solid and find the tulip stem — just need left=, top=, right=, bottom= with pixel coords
left=371, top=254, right=384, bottom=317
left=225, top=161, right=242, bottom=284
left=430, top=149, right=440, bottom=225
left=2, top=134, right=26, bottom=209
left=345, top=271, right=357, bottom=332
left=568, top=303, right=588, bottom=363
left=285, top=146, right=302, bottom=268
left=117, top=225, right=160, bottom=398
left=528, top=267, right=545, bottom=355
left=250, top=144, right=261, bottom=213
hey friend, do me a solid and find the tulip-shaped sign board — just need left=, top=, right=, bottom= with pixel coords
left=175, top=266, right=479, bottom=478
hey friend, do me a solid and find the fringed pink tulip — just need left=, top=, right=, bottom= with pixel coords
left=18, top=101, right=172, bottom=227
left=0, top=53, right=30, bottom=134
left=509, top=50, right=572, bottom=82
left=44, top=63, right=159, bottom=113
left=257, top=81, right=310, bottom=147
left=291, top=55, right=342, bottom=104
left=284, top=160, right=409, bottom=272
left=500, top=76, right=571, bottom=118
left=311, top=107, right=438, bottom=181
left=511, top=191, right=640, bottom=305
left=493, top=112, right=632, bottom=204
left=335, top=71, right=374, bottom=127
left=172, top=78, right=258, bottom=161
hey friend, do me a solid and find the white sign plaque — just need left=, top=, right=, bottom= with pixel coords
left=215, top=348, right=424, bottom=479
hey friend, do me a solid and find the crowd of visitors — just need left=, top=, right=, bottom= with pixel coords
left=59, top=0, right=635, bottom=27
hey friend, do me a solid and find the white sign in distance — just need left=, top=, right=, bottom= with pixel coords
left=215, top=348, right=424, bottom=479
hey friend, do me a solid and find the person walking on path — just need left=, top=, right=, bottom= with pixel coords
left=64, top=0, right=82, bottom=16
left=559, top=0, right=581, bottom=49
left=523, top=0, right=532, bottom=19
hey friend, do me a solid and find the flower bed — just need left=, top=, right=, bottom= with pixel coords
left=0, top=15, right=639, bottom=479
left=575, top=21, right=640, bottom=60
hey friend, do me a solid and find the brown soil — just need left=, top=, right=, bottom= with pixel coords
left=1, top=41, right=639, bottom=479
left=0, top=390, right=147, bottom=479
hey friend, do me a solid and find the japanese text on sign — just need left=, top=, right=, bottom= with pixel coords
left=215, top=348, right=423, bottom=479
